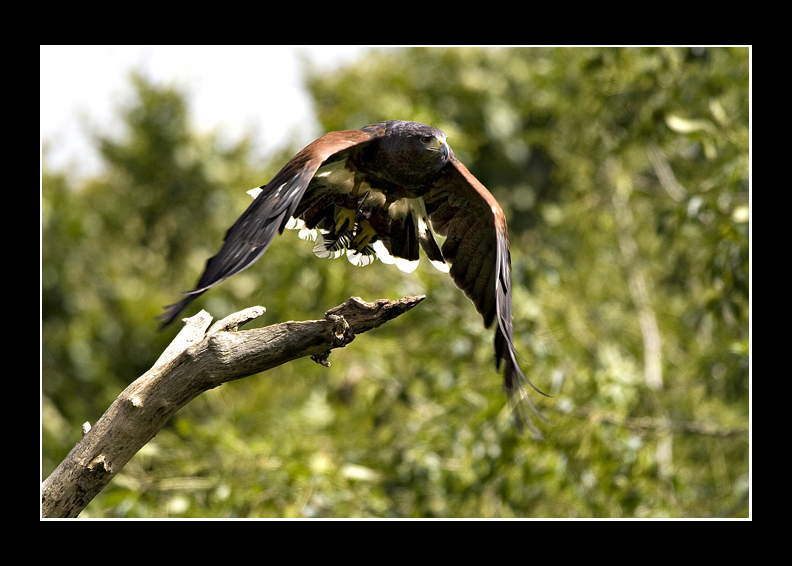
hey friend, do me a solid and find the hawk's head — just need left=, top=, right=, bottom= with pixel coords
left=360, top=121, right=450, bottom=188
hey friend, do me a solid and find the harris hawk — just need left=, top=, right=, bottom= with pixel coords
left=159, top=120, right=549, bottom=434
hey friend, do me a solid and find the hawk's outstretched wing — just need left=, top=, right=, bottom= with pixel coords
left=158, top=129, right=374, bottom=327
left=425, top=155, right=551, bottom=435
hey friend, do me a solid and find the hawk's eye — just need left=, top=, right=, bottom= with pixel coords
left=420, top=136, right=433, bottom=144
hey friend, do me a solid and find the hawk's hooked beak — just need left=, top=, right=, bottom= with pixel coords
left=431, top=136, right=449, bottom=157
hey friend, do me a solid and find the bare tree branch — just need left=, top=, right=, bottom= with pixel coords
left=41, top=295, right=425, bottom=518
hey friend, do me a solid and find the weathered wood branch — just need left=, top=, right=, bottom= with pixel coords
left=41, top=295, right=425, bottom=518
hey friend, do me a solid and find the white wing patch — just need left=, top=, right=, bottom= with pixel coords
left=346, top=248, right=377, bottom=267
left=372, top=240, right=418, bottom=273
left=410, top=199, right=450, bottom=274
left=284, top=217, right=318, bottom=241
left=247, top=187, right=263, bottom=199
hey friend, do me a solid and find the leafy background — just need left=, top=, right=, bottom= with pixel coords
left=42, top=46, right=749, bottom=518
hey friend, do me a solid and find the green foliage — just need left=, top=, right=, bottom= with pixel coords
left=42, top=48, right=749, bottom=518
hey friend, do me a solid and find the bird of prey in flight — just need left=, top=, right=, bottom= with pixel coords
left=159, top=120, right=548, bottom=434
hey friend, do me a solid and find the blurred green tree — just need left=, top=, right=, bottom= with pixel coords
left=304, top=47, right=749, bottom=517
left=42, top=47, right=749, bottom=518
left=42, top=72, right=263, bottom=473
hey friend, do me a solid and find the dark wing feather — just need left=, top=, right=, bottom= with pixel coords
left=387, top=208, right=420, bottom=262
left=425, top=155, right=550, bottom=434
left=158, top=129, right=372, bottom=328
